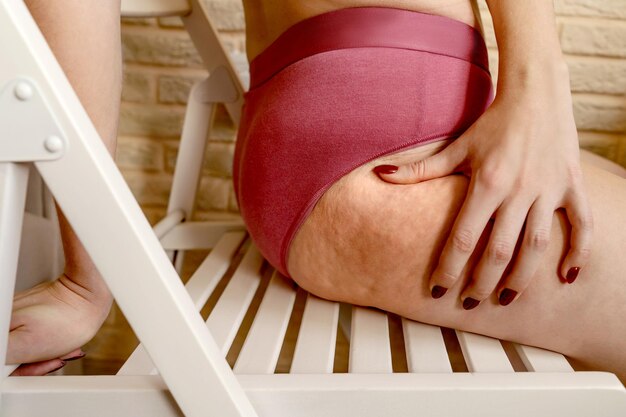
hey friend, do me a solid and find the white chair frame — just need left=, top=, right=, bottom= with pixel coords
left=1, top=0, right=625, bottom=416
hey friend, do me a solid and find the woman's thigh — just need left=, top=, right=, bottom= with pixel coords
left=288, top=149, right=626, bottom=378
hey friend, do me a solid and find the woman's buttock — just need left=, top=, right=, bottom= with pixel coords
left=286, top=139, right=470, bottom=318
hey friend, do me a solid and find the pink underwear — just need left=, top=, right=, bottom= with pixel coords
left=234, top=7, right=494, bottom=277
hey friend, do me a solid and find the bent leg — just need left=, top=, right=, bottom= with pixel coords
left=289, top=156, right=626, bottom=381
left=8, top=1, right=122, bottom=369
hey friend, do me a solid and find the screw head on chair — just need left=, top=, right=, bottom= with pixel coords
left=14, top=82, right=34, bottom=101
left=44, top=135, right=64, bottom=153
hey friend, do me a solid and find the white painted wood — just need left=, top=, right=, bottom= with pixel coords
left=349, top=307, right=392, bottom=373
left=0, top=3, right=257, bottom=415
left=185, top=231, right=247, bottom=309
left=3, top=374, right=626, bottom=417
left=515, top=344, right=575, bottom=372
left=0, top=163, right=29, bottom=397
left=402, top=319, right=452, bottom=373
left=152, top=209, right=184, bottom=239
left=206, top=244, right=265, bottom=354
left=456, top=331, right=514, bottom=373
left=160, top=220, right=245, bottom=250
left=121, top=0, right=190, bottom=17
left=291, top=295, right=339, bottom=374
left=182, top=0, right=245, bottom=124
left=234, top=272, right=297, bottom=374
left=120, top=231, right=245, bottom=375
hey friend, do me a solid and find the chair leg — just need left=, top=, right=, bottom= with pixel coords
left=0, top=163, right=29, bottom=383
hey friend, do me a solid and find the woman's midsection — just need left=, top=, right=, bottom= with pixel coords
left=243, top=0, right=481, bottom=61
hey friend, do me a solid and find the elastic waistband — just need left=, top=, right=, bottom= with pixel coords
left=249, top=7, right=489, bottom=90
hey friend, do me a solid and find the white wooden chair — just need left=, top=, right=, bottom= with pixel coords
left=1, top=0, right=625, bottom=416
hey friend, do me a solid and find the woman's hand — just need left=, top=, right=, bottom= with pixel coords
left=375, top=65, right=593, bottom=308
left=7, top=273, right=112, bottom=375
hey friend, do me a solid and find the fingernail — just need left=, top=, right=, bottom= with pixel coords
left=566, top=267, right=580, bottom=284
left=462, top=297, right=480, bottom=310
left=373, top=165, right=399, bottom=175
left=499, top=288, right=517, bottom=306
left=431, top=285, right=448, bottom=299
left=65, top=352, right=86, bottom=362
left=46, top=361, right=66, bottom=375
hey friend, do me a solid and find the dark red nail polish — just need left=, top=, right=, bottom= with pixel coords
left=65, top=353, right=86, bottom=362
left=499, top=288, right=517, bottom=306
left=463, top=297, right=480, bottom=310
left=46, top=362, right=66, bottom=375
left=431, top=285, right=448, bottom=299
left=566, top=267, right=580, bottom=284
left=373, top=164, right=399, bottom=175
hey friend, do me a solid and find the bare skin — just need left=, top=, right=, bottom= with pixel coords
left=8, top=0, right=120, bottom=375
left=289, top=142, right=626, bottom=382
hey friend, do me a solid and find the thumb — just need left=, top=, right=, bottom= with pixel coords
left=373, top=140, right=466, bottom=184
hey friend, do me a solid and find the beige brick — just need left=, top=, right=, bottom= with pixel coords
left=567, top=56, right=626, bottom=94
left=115, top=137, right=164, bottom=171
left=196, top=176, right=230, bottom=211
left=555, top=0, right=626, bottom=19
left=202, top=0, right=245, bottom=31
left=142, top=207, right=168, bottom=225
left=158, top=74, right=205, bottom=104
left=119, top=104, right=185, bottom=138
left=573, top=94, right=626, bottom=132
left=228, top=188, right=239, bottom=212
left=158, top=16, right=184, bottom=28
left=479, top=11, right=497, bottom=49
left=219, top=32, right=247, bottom=54
left=122, top=30, right=202, bottom=67
left=211, top=103, right=237, bottom=141
left=121, top=17, right=156, bottom=26
left=561, top=21, right=626, bottom=58
left=577, top=131, right=621, bottom=159
left=204, top=142, right=235, bottom=176
left=618, top=138, right=626, bottom=168
left=164, top=141, right=234, bottom=176
left=122, top=172, right=172, bottom=206
left=487, top=48, right=499, bottom=82
left=122, top=71, right=154, bottom=103
left=164, top=142, right=179, bottom=172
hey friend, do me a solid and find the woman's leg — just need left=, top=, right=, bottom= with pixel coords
left=8, top=0, right=121, bottom=373
left=289, top=147, right=626, bottom=381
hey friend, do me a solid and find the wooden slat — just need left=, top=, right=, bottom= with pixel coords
left=159, top=220, right=245, bottom=250
left=185, top=232, right=246, bottom=309
left=349, top=307, right=392, bottom=373
left=233, top=272, right=297, bottom=374
left=206, top=244, right=264, bottom=354
left=515, top=344, right=574, bottom=372
left=3, top=364, right=18, bottom=378
left=402, top=320, right=452, bottom=373
left=290, top=295, right=340, bottom=374
left=118, top=232, right=245, bottom=375
left=456, top=331, right=514, bottom=372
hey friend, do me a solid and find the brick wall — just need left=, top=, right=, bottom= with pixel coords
left=117, top=0, right=626, bottom=223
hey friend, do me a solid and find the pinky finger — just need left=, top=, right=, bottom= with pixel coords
left=10, top=359, right=66, bottom=376
left=561, top=191, right=594, bottom=284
